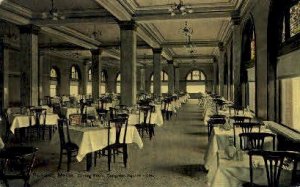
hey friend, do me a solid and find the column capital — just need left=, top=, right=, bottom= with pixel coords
left=19, top=24, right=40, bottom=35
left=152, top=48, right=163, bottom=54
left=118, top=21, right=137, bottom=31
left=218, top=42, right=224, bottom=52
left=90, top=49, right=103, bottom=56
left=83, top=59, right=91, bottom=66
left=231, top=10, right=241, bottom=25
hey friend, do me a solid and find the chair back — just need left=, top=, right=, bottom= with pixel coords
left=230, top=116, right=251, bottom=123
left=69, top=114, right=82, bottom=126
left=57, top=119, right=71, bottom=148
left=139, top=105, right=154, bottom=124
left=29, top=108, right=47, bottom=126
left=207, top=118, right=226, bottom=138
left=209, top=114, right=226, bottom=119
left=239, top=132, right=276, bottom=151
left=248, top=150, right=300, bottom=187
left=233, top=122, right=261, bottom=146
left=108, top=117, right=128, bottom=145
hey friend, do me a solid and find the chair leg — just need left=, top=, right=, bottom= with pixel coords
left=123, top=145, right=128, bottom=168
left=67, top=152, right=71, bottom=172
left=94, top=152, right=97, bottom=167
left=108, top=149, right=111, bottom=171
left=58, top=150, right=62, bottom=170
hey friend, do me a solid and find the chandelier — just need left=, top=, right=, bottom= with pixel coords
left=168, top=0, right=193, bottom=16
left=90, top=25, right=102, bottom=40
left=42, top=0, right=65, bottom=20
left=181, top=21, right=193, bottom=38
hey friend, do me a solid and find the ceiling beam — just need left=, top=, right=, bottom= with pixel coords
left=94, top=0, right=131, bottom=21
left=161, top=40, right=219, bottom=48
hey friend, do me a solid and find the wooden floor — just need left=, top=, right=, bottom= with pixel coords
left=4, top=99, right=209, bottom=187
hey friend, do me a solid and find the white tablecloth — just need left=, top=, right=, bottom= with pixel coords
left=10, top=114, right=60, bottom=134
left=61, top=106, right=98, bottom=119
left=210, top=156, right=292, bottom=187
left=204, top=127, right=274, bottom=182
left=128, top=105, right=163, bottom=127
left=51, top=125, right=143, bottom=162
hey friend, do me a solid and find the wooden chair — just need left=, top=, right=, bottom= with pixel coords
left=136, top=105, right=155, bottom=140
left=207, top=118, right=226, bottom=140
left=209, top=114, right=226, bottom=119
left=69, top=114, right=82, bottom=126
left=0, top=146, right=38, bottom=187
left=246, top=150, right=300, bottom=187
left=57, top=119, right=78, bottom=171
left=230, top=116, right=252, bottom=123
left=103, top=117, right=129, bottom=171
left=233, top=122, right=262, bottom=146
left=239, top=132, right=276, bottom=151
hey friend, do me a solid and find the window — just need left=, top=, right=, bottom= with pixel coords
left=186, top=70, right=206, bottom=93
left=150, top=71, right=168, bottom=93
left=50, top=67, right=59, bottom=97
left=71, top=66, right=79, bottom=80
left=282, top=1, right=300, bottom=42
left=116, top=73, right=121, bottom=94
left=280, top=77, right=300, bottom=131
left=101, top=71, right=106, bottom=94
left=70, top=65, right=80, bottom=96
left=86, top=68, right=92, bottom=95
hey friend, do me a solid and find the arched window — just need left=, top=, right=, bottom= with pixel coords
left=150, top=71, right=168, bottom=93
left=116, top=73, right=121, bottom=94
left=70, top=65, right=80, bottom=96
left=50, top=67, right=59, bottom=97
left=282, top=1, right=300, bottom=42
left=186, top=70, right=206, bottom=93
left=101, top=70, right=107, bottom=94
left=86, top=68, right=92, bottom=96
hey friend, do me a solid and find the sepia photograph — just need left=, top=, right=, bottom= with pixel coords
left=0, top=0, right=299, bottom=186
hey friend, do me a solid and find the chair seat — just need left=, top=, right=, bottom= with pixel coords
left=64, top=142, right=78, bottom=151
left=0, top=146, right=38, bottom=158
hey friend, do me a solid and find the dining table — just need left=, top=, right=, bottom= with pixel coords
left=51, top=124, right=143, bottom=171
left=204, top=125, right=275, bottom=184
left=61, top=106, right=98, bottom=119
left=128, top=104, right=164, bottom=127
left=10, top=113, right=60, bottom=134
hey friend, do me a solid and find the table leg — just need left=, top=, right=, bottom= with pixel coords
left=86, top=153, right=92, bottom=171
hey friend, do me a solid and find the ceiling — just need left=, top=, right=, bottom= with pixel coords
left=1, top=0, right=244, bottom=65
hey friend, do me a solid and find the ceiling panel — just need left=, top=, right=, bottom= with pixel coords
left=134, top=0, right=231, bottom=7
left=172, top=47, right=215, bottom=56
left=153, top=19, right=227, bottom=41
left=9, top=0, right=102, bottom=12
left=67, top=23, right=120, bottom=43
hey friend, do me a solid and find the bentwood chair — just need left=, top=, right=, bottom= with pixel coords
left=230, top=116, right=252, bottom=123
left=207, top=118, right=226, bottom=140
left=239, top=132, right=276, bottom=151
left=0, top=146, right=38, bottom=187
left=136, top=105, right=155, bottom=140
left=233, top=122, right=262, bottom=147
left=246, top=150, right=300, bottom=187
left=102, top=117, right=129, bottom=171
left=57, top=119, right=78, bottom=171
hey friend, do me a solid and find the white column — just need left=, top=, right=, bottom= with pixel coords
left=168, top=60, right=175, bottom=94
left=218, top=42, right=225, bottom=96
left=91, top=49, right=102, bottom=100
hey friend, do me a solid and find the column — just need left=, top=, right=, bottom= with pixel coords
left=167, top=60, right=175, bottom=94
left=81, top=60, right=89, bottom=96
left=218, top=42, right=225, bottom=96
left=20, top=25, right=39, bottom=106
left=0, top=36, right=9, bottom=110
left=140, top=66, right=146, bottom=92
left=232, top=11, right=242, bottom=106
left=91, top=49, right=102, bottom=100
left=213, top=57, right=218, bottom=94
left=60, top=66, right=70, bottom=96
left=174, top=65, right=180, bottom=93
left=152, top=48, right=162, bottom=97
left=38, top=52, right=44, bottom=103
left=120, top=21, right=137, bottom=106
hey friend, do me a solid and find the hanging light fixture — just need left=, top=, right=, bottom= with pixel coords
left=181, top=21, right=193, bottom=38
left=90, top=24, right=102, bottom=40
left=168, top=0, right=193, bottom=16
left=42, top=0, right=65, bottom=20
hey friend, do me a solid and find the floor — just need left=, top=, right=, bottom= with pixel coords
left=3, top=99, right=209, bottom=187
